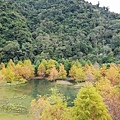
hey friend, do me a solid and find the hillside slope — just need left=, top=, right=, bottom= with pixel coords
left=0, top=0, right=120, bottom=63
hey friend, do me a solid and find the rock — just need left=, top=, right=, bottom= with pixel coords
left=74, top=82, right=85, bottom=88
left=56, top=80, right=73, bottom=85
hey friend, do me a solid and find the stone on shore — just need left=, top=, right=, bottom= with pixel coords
left=56, top=80, right=73, bottom=85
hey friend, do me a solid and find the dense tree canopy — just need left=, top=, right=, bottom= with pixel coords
left=0, top=0, right=120, bottom=64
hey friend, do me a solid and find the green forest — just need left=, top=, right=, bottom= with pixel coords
left=0, top=0, right=120, bottom=64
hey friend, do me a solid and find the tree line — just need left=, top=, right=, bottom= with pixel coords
left=0, top=59, right=120, bottom=85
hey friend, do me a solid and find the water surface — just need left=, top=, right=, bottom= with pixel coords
left=0, top=80, right=79, bottom=114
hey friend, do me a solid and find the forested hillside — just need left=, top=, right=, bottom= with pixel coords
left=0, top=0, right=120, bottom=64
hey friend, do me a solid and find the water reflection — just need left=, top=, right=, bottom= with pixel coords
left=32, top=80, right=39, bottom=97
left=0, top=80, right=79, bottom=109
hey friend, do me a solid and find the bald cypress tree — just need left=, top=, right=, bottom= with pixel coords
left=71, top=83, right=112, bottom=120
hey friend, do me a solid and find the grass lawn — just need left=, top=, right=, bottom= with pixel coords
left=0, top=114, right=34, bottom=120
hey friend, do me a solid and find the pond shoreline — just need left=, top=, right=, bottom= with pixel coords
left=0, top=76, right=85, bottom=88
left=32, top=76, right=85, bottom=87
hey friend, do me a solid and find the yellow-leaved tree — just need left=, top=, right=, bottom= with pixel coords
left=59, top=63, right=67, bottom=79
left=69, top=65, right=78, bottom=79
left=71, top=83, right=112, bottom=120
left=1, top=61, right=15, bottom=83
left=37, top=63, right=46, bottom=77
left=46, top=59, right=55, bottom=76
left=7, top=59, right=15, bottom=70
left=40, top=88, right=72, bottom=120
left=30, top=88, right=72, bottom=120
left=69, top=64, right=85, bottom=82
left=2, top=68, right=15, bottom=83
left=48, top=66, right=58, bottom=81
left=74, top=68, right=85, bottom=82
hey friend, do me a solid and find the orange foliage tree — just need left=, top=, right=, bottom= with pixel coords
left=84, top=70, right=96, bottom=83
left=96, top=77, right=120, bottom=120
left=22, top=59, right=34, bottom=79
left=0, top=71, right=5, bottom=83
left=14, top=63, right=26, bottom=82
left=30, top=96, right=51, bottom=120
left=48, top=66, right=58, bottom=81
left=106, top=63, right=119, bottom=85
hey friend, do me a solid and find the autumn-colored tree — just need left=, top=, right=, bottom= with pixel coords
left=46, top=59, right=56, bottom=75
left=22, top=59, right=34, bottom=79
left=84, top=64, right=97, bottom=83
left=17, top=61, right=24, bottom=66
left=2, top=68, right=15, bottom=83
left=69, top=65, right=78, bottom=79
left=1, top=62, right=5, bottom=69
left=84, top=64, right=91, bottom=71
left=74, top=68, right=85, bottom=82
left=30, top=96, right=51, bottom=120
left=1, top=61, right=15, bottom=83
left=93, top=62, right=100, bottom=70
left=117, top=64, right=120, bottom=79
left=95, top=77, right=113, bottom=96
left=37, top=63, right=46, bottom=77
left=84, top=70, right=96, bottom=83
left=100, top=65, right=107, bottom=77
left=7, top=59, right=15, bottom=70
left=69, top=64, right=85, bottom=82
left=92, top=69, right=101, bottom=81
left=106, top=89, right=120, bottom=120
left=13, top=63, right=27, bottom=82
left=48, top=66, right=58, bottom=81
left=73, top=59, right=82, bottom=68
left=0, top=71, right=5, bottom=83
left=106, top=63, right=119, bottom=85
left=30, top=88, right=71, bottom=120
left=40, top=88, right=71, bottom=120
left=96, top=78, right=120, bottom=120
left=41, top=59, right=47, bottom=69
left=71, top=83, right=112, bottom=120
left=59, top=63, right=67, bottom=79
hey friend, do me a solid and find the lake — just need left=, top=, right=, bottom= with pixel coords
left=0, top=80, right=80, bottom=115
